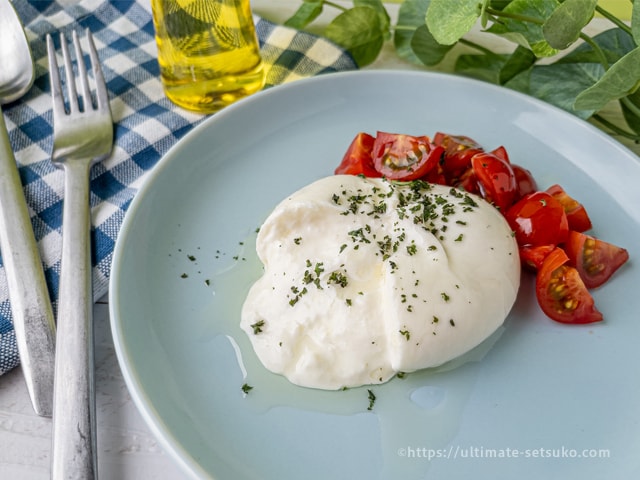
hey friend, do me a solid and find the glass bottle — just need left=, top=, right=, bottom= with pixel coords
left=151, top=0, right=266, bottom=113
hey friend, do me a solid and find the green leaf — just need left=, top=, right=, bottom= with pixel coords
left=542, top=0, right=597, bottom=49
left=621, top=89, right=640, bottom=135
left=454, top=46, right=535, bottom=85
left=455, top=53, right=510, bottom=84
left=506, top=63, right=604, bottom=119
left=324, top=6, right=386, bottom=67
left=426, top=0, right=486, bottom=45
left=411, top=24, right=454, bottom=66
left=503, top=65, right=531, bottom=93
left=487, top=0, right=560, bottom=57
left=574, top=47, right=640, bottom=111
left=492, top=30, right=533, bottom=51
left=356, top=0, right=391, bottom=38
left=499, top=45, right=536, bottom=84
left=558, top=28, right=636, bottom=65
left=284, top=1, right=324, bottom=29
left=394, top=0, right=432, bottom=65
left=488, top=0, right=511, bottom=10
left=633, top=0, right=640, bottom=46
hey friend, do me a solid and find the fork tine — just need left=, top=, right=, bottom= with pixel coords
left=84, top=29, right=109, bottom=111
left=59, top=32, right=79, bottom=114
left=72, top=30, right=92, bottom=112
left=46, top=34, right=66, bottom=116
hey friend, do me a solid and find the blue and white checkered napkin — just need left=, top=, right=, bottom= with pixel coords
left=0, top=0, right=357, bottom=376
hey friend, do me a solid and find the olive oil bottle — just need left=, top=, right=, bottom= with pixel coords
left=151, top=0, right=265, bottom=113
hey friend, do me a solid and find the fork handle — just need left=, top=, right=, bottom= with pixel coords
left=0, top=107, right=56, bottom=416
left=51, top=159, right=97, bottom=480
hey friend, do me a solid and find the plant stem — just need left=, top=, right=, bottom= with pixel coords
left=485, top=7, right=544, bottom=26
left=394, top=25, right=418, bottom=32
left=621, top=96, right=640, bottom=119
left=594, top=5, right=633, bottom=36
left=324, top=0, right=347, bottom=12
left=578, top=32, right=610, bottom=69
left=592, top=114, right=640, bottom=141
left=459, top=38, right=502, bottom=57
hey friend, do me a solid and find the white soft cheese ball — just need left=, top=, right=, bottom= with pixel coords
left=241, top=175, right=520, bottom=390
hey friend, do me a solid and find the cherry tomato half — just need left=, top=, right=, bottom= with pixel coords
left=563, top=230, right=629, bottom=289
left=505, top=191, right=569, bottom=247
left=422, top=166, right=447, bottom=185
left=511, top=164, right=538, bottom=200
left=334, top=132, right=381, bottom=177
left=372, top=132, right=443, bottom=180
left=471, top=152, right=518, bottom=212
left=545, top=184, right=592, bottom=232
left=433, top=132, right=483, bottom=180
left=536, top=247, right=603, bottom=324
left=454, top=168, right=479, bottom=194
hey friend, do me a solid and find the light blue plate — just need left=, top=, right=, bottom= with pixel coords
left=110, top=70, right=640, bottom=480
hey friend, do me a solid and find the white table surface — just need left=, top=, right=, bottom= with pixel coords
left=1, top=2, right=636, bottom=479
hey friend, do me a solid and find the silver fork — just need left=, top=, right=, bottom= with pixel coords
left=46, top=29, right=113, bottom=479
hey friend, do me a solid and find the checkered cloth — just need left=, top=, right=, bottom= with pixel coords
left=0, top=0, right=357, bottom=376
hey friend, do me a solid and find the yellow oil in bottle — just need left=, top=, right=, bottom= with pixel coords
left=151, top=0, right=266, bottom=113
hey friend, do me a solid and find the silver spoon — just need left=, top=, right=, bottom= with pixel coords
left=0, top=0, right=56, bottom=417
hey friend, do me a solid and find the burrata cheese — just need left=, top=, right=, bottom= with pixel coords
left=241, top=175, right=520, bottom=390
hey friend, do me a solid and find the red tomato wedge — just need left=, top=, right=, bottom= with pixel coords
left=519, top=244, right=555, bottom=271
left=489, top=145, right=510, bottom=163
left=335, top=132, right=381, bottom=177
left=563, top=230, right=629, bottom=289
left=372, top=132, right=443, bottom=180
left=545, top=184, right=592, bottom=232
left=433, top=132, right=483, bottom=180
left=505, top=191, right=569, bottom=247
left=536, top=247, right=603, bottom=324
left=471, top=152, right=518, bottom=212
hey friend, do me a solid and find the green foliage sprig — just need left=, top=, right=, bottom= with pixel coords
left=286, top=0, right=640, bottom=141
